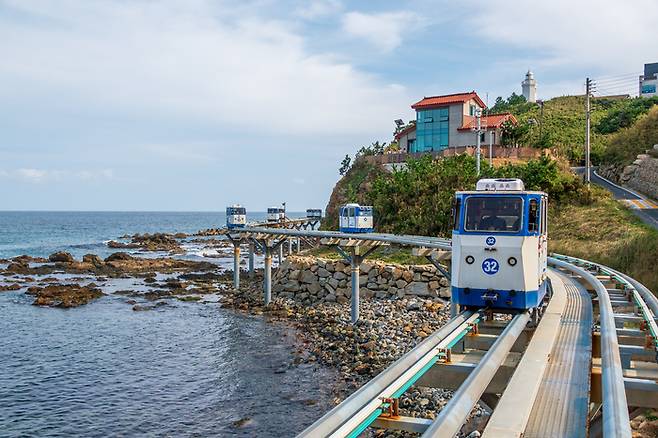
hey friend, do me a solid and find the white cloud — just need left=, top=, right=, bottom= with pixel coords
left=0, top=168, right=115, bottom=183
left=0, top=0, right=411, bottom=138
left=341, top=11, right=422, bottom=53
left=464, top=0, right=658, bottom=72
left=295, top=0, right=342, bottom=19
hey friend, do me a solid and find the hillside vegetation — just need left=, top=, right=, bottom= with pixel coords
left=491, top=94, right=658, bottom=164
left=603, top=106, right=658, bottom=164
left=323, top=155, right=657, bottom=292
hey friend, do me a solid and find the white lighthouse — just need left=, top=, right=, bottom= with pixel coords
left=522, top=70, right=537, bottom=103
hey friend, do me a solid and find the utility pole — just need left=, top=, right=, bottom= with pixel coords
left=475, top=108, right=482, bottom=175
left=585, top=78, right=595, bottom=184
left=489, top=130, right=494, bottom=167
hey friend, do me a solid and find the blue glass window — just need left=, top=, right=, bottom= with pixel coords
left=413, top=108, right=449, bottom=153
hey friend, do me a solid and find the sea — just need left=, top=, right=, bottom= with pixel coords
left=0, top=211, right=335, bottom=437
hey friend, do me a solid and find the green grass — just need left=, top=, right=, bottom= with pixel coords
left=549, top=187, right=658, bottom=293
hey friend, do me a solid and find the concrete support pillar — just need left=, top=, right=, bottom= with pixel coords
left=351, top=254, right=360, bottom=324
left=288, top=238, right=292, bottom=255
left=264, top=247, right=272, bottom=305
left=233, top=244, right=240, bottom=290
left=248, top=241, right=255, bottom=279
left=296, top=237, right=301, bottom=253
left=278, top=243, right=283, bottom=264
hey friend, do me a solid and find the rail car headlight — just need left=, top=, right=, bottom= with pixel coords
left=508, top=257, right=517, bottom=266
left=465, top=255, right=475, bottom=264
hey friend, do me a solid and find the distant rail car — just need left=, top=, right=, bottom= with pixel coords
left=267, top=207, right=285, bottom=223
left=226, top=205, right=247, bottom=229
left=339, top=203, right=374, bottom=233
left=306, top=209, right=323, bottom=219
left=451, top=178, right=548, bottom=310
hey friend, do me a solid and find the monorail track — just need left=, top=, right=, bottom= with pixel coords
left=220, top=223, right=656, bottom=437
left=297, top=256, right=657, bottom=438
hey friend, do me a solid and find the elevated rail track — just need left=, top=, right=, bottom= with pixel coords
left=214, top=223, right=656, bottom=437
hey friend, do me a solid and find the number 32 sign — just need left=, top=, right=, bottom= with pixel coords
left=482, top=258, right=499, bottom=275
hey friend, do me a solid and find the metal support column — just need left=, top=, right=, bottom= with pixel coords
left=264, top=246, right=272, bottom=305
left=278, top=243, right=283, bottom=264
left=233, top=244, right=240, bottom=290
left=248, top=241, right=255, bottom=279
left=296, top=237, right=301, bottom=253
left=351, top=252, right=360, bottom=324
left=288, top=238, right=292, bottom=255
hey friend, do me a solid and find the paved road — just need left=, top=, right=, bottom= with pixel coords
left=574, top=167, right=658, bottom=230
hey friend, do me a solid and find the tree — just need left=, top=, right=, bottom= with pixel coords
left=355, top=141, right=387, bottom=158
left=501, top=120, right=530, bottom=147
left=339, top=154, right=352, bottom=176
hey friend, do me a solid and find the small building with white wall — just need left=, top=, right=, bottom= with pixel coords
left=640, top=62, right=658, bottom=97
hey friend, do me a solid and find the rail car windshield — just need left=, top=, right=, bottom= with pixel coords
left=464, top=196, right=522, bottom=232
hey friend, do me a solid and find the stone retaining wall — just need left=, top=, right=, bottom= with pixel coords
left=272, top=256, right=450, bottom=305
left=599, top=144, right=658, bottom=200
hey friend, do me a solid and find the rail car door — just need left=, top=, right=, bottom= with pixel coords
left=348, top=206, right=356, bottom=229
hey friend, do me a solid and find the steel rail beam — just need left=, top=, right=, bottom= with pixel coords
left=229, top=227, right=453, bottom=250
left=421, top=311, right=531, bottom=438
left=553, top=254, right=658, bottom=323
left=548, top=257, right=632, bottom=438
left=482, top=270, right=568, bottom=437
left=297, top=310, right=480, bottom=438
left=554, top=254, right=657, bottom=355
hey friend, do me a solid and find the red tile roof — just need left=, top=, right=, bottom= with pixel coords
left=411, top=91, right=486, bottom=110
left=458, top=112, right=517, bottom=131
left=394, top=123, right=416, bottom=140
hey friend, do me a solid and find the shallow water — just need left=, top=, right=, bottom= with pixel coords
left=0, top=211, right=333, bottom=437
left=0, top=290, right=335, bottom=437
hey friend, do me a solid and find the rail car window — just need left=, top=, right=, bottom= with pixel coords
left=528, top=199, right=539, bottom=232
left=464, top=196, right=522, bottom=232
left=452, top=197, right=462, bottom=230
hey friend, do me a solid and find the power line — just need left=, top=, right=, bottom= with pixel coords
left=594, top=71, right=641, bottom=81
left=594, top=77, right=640, bottom=87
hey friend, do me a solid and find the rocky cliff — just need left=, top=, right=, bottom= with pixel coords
left=599, top=144, right=658, bottom=200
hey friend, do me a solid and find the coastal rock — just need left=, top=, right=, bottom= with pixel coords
left=82, top=254, right=104, bottom=267
left=0, top=283, right=21, bottom=291
left=11, top=255, right=48, bottom=264
left=105, top=252, right=134, bottom=262
left=27, top=283, right=104, bottom=308
left=48, top=252, right=76, bottom=263
left=108, top=233, right=184, bottom=253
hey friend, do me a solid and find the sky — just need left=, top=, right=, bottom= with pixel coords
left=1, top=0, right=657, bottom=211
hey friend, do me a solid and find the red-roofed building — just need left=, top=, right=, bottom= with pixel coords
left=395, top=91, right=517, bottom=153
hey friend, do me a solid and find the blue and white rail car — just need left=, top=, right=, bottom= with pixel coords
left=267, top=207, right=282, bottom=223
left=339, top=203, right=374, bottom=233
left=451, top=178, right=548, bottom=310
left=306, top=209, right=323, bottom=219
left=226, top=205, right=247, bottom=229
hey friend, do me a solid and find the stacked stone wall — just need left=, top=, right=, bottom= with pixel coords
left=272, top=256, right=450, bottom=305
left=599, top=145, right=658, bottom=200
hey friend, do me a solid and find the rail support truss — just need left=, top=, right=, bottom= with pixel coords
left=225, top=233, right=244, bottom=290
left=333, top=243, right=381, bottom=324
left=250, top=237, right=286, bottom=305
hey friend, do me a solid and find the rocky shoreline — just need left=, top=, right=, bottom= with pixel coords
left=2, top=232, right=655, bottom=437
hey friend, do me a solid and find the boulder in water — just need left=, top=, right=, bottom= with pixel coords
left=48, top=252, right=76, bottom=263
